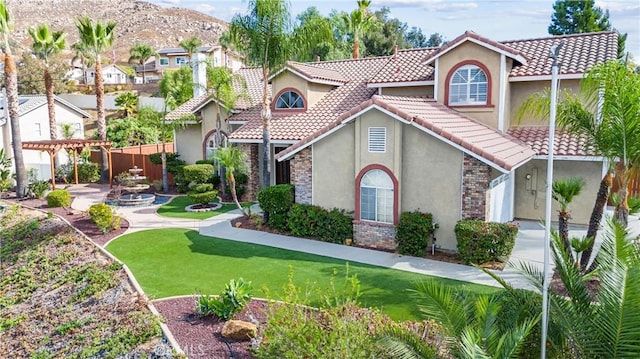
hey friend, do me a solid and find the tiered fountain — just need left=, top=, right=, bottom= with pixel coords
left=118, top=166, right=155, bottom=206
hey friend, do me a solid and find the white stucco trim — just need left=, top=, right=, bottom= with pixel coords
left=230, top=138, right=262, bottom=144
left=433, top=58, right=439, bottom=100
left=424, top=37, right=528, bottom=65
left=366, top=80, right=434, bottom=88
left=509, top=73, right=583, bottom=82
left=498, top=54, right=506, bottom=133
left=532, top=155, right=604, bottom=161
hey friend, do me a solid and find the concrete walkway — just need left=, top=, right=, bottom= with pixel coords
left=69, top=183, right=599, bottom=290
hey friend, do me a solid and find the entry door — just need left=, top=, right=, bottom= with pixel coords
left=274, top=147, right=290, bottom=184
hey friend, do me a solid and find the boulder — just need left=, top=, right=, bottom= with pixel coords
left=221, top=320, right=257, bottom=342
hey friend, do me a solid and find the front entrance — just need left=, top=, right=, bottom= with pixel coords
left=275, top=147, right=290, bottom=184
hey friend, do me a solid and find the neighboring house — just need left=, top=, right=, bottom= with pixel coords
left=133, top=59, right=160, bottom=84
left=0, top=95, right=89, bottom=181
left=85, top=64, right=129, bottom=85
left=168, top=30, right=618, bottom=251
left=155, top=45, right=244, bottom=74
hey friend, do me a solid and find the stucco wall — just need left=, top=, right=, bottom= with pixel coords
left=307, top=82, right=334, bottom=108
left=513, top=159, right=603, bottom=224
left=272, top=71, right=311, bottom=108
left=358, top=110, right=399, bottom=172
left=313, top=123, right=356, bottom=210
left=381, top=86, right=434, bottom=97
left=508, top=79, right=582, bottom=127
left=401, top=127, right=463, bottom=250
left=174, top=125, right=202, bottom=164
left=436, top=41, right=501, bottom=129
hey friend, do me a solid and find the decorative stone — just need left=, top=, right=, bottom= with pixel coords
left=184, top=202, right=222, bottom=212
left=221, top=320, right=257, bottom=342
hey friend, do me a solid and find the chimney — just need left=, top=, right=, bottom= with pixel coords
left=192, top=52, right=207, bottom=97
left=393, top=45, right=398, bottom=59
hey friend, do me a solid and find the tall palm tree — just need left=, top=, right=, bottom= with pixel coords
left=128, top=43, right=155, bottom=84
left=179, top=36, right=202, bottom=66
left=229, top=0, right=331, bottom=189
left=552, top=177, right=584, bottom=254
left=342, top=0, right=378, bottom=59
left=28, top=24, right=66, bottom=167
left=75, top=16, right=116, bottom=183
left=0, top=0, right=27, bottom=197
left=214, top=146, right=248, bottom=216
left=71, top=41, right=95, bottom=85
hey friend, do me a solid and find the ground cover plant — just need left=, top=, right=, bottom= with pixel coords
left=0, top=203, right=166, bottom=357
left=106, top=228, right=498, bottom=320
left=156, top=195, right=248, bottom=220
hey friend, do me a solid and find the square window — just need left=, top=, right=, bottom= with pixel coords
left=159, top=58, right=169, bottom=66
left=176, top=56, right=187, bottom=66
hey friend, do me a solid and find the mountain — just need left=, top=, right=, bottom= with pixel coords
left=7, top=0, right=228, bottom=61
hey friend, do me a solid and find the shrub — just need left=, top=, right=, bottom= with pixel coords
left=76, top=162, right=100, bottom=183
left=257, top=184, right=294, bottom=215
left=182, top=164, right=214, bottom=184
left=455, top=220, right=518, bottom=264
left=268, top=212, right=289, bottom=232
left=46, top=189, right=71, bottom=208
left=28, top=180, right=51, bottom=199
left=287, top=204, right=353, bottom=244
left=187, top=190, right=218, bottom=206
left=395, top=211, right=435, bottom=257
left=152, top=180, right=162, bottom=192
left=195, top=159, right=215, bottom=166
left=88, top=203, right=120, bottom=233
left=149, top=152, right=186, bottom=176
left=189, top=183, right=214, bottom=193
left=196, top=278, right=252, bottom=320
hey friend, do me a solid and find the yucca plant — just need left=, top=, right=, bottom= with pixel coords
left=552, top=177, right=585, bottom=254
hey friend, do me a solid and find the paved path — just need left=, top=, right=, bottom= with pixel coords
left=74, top=183, right=630, bottom=290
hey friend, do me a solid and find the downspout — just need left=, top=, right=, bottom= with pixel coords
left=498, top=54, right=506, bottom=133
left=433, top=58, right=439, bottom=100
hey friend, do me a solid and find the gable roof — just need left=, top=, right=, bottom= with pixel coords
left=423, top=30, right=529, bottom=66
left=368, top=48, right=437, bottom=86
left=0, top=95, right=90, bottom=121
left=273, top=61, right=347, bottom=86
left=508, top=126, right=599, bottom=157
left=277, top=95, right=534, bottom=172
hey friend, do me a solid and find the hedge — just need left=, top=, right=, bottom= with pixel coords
left=257, top=184, right=294, bottom=230
left=455, top=220, right=518, bottom=264
left=46, top=189, right=71, bottom=208
left=183, top=164, right=215, bottom=184
left=395, top=211, right=435, bottom=257
left=287, top=204, right=353, bottom=244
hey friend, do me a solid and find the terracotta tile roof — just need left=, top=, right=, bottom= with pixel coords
left=502, top=31, right=618, bottom=77
left=285, top=61, right=347, bottom=84
left=423, top=30, right=529, bottom=65
left=229, top=57, right=388, bottom=141
left=165, top=67, right=265, bottom=121
left=368, top=48, right=437, bottom=84
left=507, top=126, right=598, bottom=156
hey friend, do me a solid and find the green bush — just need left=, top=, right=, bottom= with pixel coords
left=46, top=189, right=71, bottom=208
left=268, top=212, right=290, bottom=232
left=258, top=184, right=295, bottom=215
left=287, top=204, right=353, bottom=244
left=189, top=183, right=213, bottom=193
left=187, top=190, right=218, bottom=206
left=88, top=203, right=120, bottom=234
left=455, top=220, right=518, bottom=264
left=196, top=278, right=252, bottom=320
left=28, top=180, right=51, bottom=199
left=195, top=159, right=215, bottom=166
left=149, top=152, right=186, bottom=175
left=395, top=211, right=435, bottom=256
left=76, top=162, right=100, bottom=183
left=182, top=164, right=214, bottom=184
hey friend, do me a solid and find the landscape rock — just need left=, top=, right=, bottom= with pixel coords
left=221, top=320, right=257, bottom=342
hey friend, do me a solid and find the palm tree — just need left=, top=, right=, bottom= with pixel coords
left=28, top=24, right=66, bottom=167
left=75, top=16, right=116, bottom=183
left=552, top=177, right=584, bottom=254
left=0, top=0, right=27, bottom=197
left=229, top=0, right=331, bottom=189
left=179, top=36, right=202, bottom=66
left=128, top=43, right=155, bottom=84
left=214, top=146, right=248, bottom=216
left=342, top=0, right=378, bottom=59
left=71, top=41, right=95, bottom=85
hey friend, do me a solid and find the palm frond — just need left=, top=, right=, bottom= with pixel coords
left=411, top=280, right=469, bottom=337
left=376, top=326, right=437, bottom=359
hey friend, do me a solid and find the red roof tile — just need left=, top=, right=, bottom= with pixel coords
left=508, top=126, right=598, bottom=156
left=368, top=48, right=437, bottom=84
left=284, top=61, right=347, bottom=84
left=423, top=30, right=529, bottom=65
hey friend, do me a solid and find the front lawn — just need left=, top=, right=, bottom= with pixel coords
left=106, top=228, right=498, bottom=321
left=156, top=195, right=246, bottom=220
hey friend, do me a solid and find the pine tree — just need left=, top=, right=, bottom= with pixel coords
left=548, top=0, right=611, bottom=35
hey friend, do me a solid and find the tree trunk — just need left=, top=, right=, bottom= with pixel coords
left=215, top=106, right=226, bottom=195
left=229, top=172, right=247, bottom=216
left=44, top=66, right=60, bottom=170
left=161, top=140, right=168, bottom=194
left=260, top=66, right=271, bottom=189
left=95, top=55, right=110, bottom=183
left=353, top=37, right=360, bottom=59
left=580, top=172, right=612, bottom=271
left=558, top=211, right=572, bottom=255
left=141, top=61, right=146, bottom=84
left=613, top=165, right=629, bottom=226
left=5, top=51, right=27, bottom=197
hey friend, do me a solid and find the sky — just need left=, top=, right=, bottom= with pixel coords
left=152, top=0, right=640, bottom=61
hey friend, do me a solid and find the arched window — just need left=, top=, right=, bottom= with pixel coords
left=204, top=130, right=228, bottom=161
left=275, top=90, right=304, bottom=109
left=448, top=64, right=488, bottom=106
left=359, top=169, right=394, bottom=223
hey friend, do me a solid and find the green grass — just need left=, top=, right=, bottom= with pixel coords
left=106, top=228, right=499, bottom=321
left=156, top=196, right=246, bottom=220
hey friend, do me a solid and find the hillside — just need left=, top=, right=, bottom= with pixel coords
left=7, top=0, right=228, bottom=61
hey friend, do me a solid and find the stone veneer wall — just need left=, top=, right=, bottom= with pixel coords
left=353, top=221, right=396, bottom=251
left=291, top=147, right=312, bottom=204
left=238, top=143, right=259, bottom=201
left=461, top=154, right=491, bottom=220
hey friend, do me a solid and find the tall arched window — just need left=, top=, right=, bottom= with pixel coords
left=359, top=169, right=394, bottom=223
left=275, top=90, right=304, bottom=109
left=204, top=130, right=228, bottom=161
left=448, top=64, right=488, bottom=106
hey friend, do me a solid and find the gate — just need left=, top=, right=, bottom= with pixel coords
left=487, top=173, right=513, bottom=223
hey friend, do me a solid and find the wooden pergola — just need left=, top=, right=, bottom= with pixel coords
left=22, top=139, right=113, bottom=190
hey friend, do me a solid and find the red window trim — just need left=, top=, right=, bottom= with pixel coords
left=444, top=60, right=492, bottom=107
left=271, top=87, right=307, bottom=113
left=354, top=164, right=399, bottom=225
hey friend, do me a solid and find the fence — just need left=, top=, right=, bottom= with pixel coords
left=610, top=171, right=640, bottom=203
left=91, top=143, right=174, bottom=185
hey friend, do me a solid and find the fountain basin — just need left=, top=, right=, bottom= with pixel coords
left=118, top=193, right=156, bottom=206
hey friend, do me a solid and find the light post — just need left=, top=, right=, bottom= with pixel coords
left=541, top=41, right=563, bottom=359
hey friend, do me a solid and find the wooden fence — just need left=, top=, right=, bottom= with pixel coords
left=610, top=170, right=640, bottom=202
left=91, top=143, right=174, bottom=184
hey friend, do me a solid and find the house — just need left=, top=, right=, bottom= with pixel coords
left=155, top=45, right=245, bottom=74
left=84, top=64, right=129, bottom=85
left=168, top=30, right=618, bottom=251
left=0, top=95, right=89, bottom=181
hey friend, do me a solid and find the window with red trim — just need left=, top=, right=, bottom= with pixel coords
left=275, top=90, right=304, bottom=109
left=449, top=65, right=488, bottom=106
left=359, top=169, right=394, bottom=223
